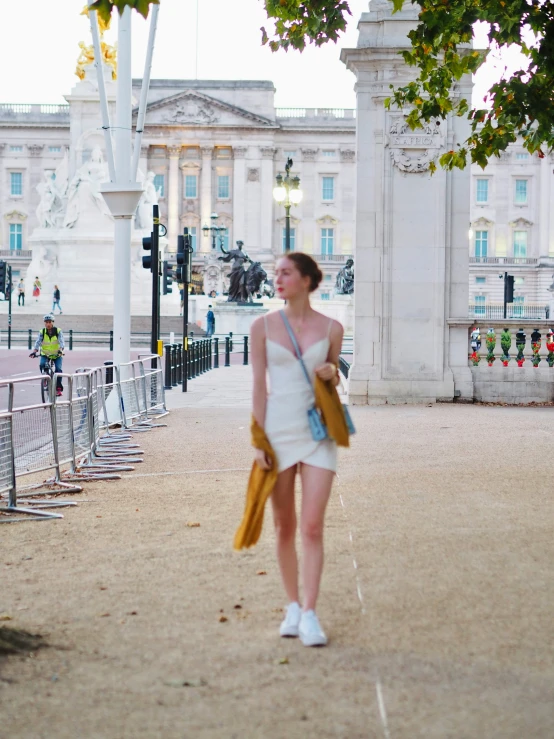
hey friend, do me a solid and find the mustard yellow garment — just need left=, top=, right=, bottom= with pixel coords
left=314, top=376, right=350, bottom=448
left=233, top=416, right=278, bottom=550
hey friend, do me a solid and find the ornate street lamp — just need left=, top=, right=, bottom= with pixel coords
left=273, top=158, right=302, bottom=253
left=202, top=212, right=227, bottom=250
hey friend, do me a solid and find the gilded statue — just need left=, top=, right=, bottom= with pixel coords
left=75, top=6, right=117, bottom=81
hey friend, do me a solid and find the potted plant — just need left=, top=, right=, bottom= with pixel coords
left=500, top=328, right=511, bottom=366
left=547, top=330, right=554, bottom=368
left=485, top=328, right=496, bottom=366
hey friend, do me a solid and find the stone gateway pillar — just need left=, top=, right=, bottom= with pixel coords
left=341, top=0, right=473, bottom=404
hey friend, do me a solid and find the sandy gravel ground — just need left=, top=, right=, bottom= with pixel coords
left=1, top=370, right=554, bottom=738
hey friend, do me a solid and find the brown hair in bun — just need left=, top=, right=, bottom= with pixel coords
left=282, top=252, right=323, bottom=292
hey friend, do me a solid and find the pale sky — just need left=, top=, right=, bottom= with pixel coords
left=0, top=0, right=523, bottom=109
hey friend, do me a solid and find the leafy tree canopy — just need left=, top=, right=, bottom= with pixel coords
left=385, top=0, right=554, bottom=170
left=88, top=0, right=554, bottom=170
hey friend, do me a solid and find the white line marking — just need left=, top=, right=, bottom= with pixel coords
left=336, top=478, right=366, bottom=615
left=122, top=467, right=250, bottom=479
left=376, top=680, right=392, bottom=739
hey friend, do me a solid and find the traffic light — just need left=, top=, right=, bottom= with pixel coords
left=176, top=234, right=185, bottom=283
left=0, top=261, right=6, bottom=295
left=162, top=260, right=173, bottom=295
left=505, top=274, right=515, bottom=303
left=142, top=233, right=153, bottom=271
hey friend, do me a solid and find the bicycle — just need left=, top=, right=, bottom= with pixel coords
left=29, top=352, right=63, bottom=403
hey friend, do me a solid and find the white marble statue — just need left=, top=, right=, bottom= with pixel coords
left=135, top=171, right=160, bottom=231
left=63, top=147, right=112, bottom=229
left=35, top=155, right=69, bottom=228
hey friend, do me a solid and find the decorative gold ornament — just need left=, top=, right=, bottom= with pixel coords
left=75, top=6, right=117, bottom=81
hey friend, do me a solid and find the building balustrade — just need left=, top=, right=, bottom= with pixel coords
left=276, top=108, right=356, bottom=119
left=467, top=323, right=554, bottom=367
left=313, top=253, right=352, bottom=263
left=0, top=250, right=32, bottom=260
left=0, top=103, right=70, bottom=120
left=469, top=256, right=539, bottom=266
left=469, top=302, right=549, bottom=320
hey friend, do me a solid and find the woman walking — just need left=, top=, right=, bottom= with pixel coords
left=52, top=285, right=62, bottom=314
left=250, top=252, right=344, bottom=647
left=32, top=277, right=41, bottom=302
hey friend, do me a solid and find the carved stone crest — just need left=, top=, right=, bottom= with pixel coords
left=388, top=115, right=442, bottom=174
left=247, top=168, right=259, bottom=182
left=340, top=149, right=356, bottom=163
left=164, top=101, right=219, bottom=125
left=301, top=148, right=318, bottom=161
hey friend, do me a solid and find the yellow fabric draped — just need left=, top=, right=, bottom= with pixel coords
left=233, top=416, right=278, bottom=551
left=234, top=380, right=350, bottom=550
left=314, top=376, right=350, bottom=448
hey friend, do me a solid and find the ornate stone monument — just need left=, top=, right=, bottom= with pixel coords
left=341, top=0, right=473, bottom=404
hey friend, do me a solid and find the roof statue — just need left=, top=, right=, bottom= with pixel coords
left=75, top=5, right=117, bottom=81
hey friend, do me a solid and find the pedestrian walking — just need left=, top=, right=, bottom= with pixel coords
left=17, top=278, right=25, bottom=306
left=52, top=285, right=62, bottom=314
left=206, top=305, right=215, bottom=337
left=32, top=277, right=41, bottom=301
left=246, top=252, right=346, bottom=647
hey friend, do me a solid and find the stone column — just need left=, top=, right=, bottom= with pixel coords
left=233, top=147, right=248, bottom=242
left=300, top=148, right=318, bottom=254
left=200, top=146, right=213, bottom=253
left=260, top=147, right=276, bottom=259
left=28, top=144, right=44, bottom=233
left=139, top=145, right=149, bottom=182
left=167, top=145, right=181, bottom=247
left=167, top=145, right=181, bottom=248
left=539, top=155, right=551, bottom=256
left=0, top=145, right=4, bottom=248
left=341, top=0, right=473, bottom=404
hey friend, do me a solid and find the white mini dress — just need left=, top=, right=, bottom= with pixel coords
left=264, top=317, right=337, bottom=474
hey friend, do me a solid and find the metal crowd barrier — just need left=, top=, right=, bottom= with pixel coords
left=0, top=354, right=169, bottom=523
left=0, top=375, right=80, bottom=521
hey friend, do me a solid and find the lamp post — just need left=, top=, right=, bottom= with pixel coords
left=202, top=212, right=227, bottom=250
left=273, top=158, right=302, bottom=252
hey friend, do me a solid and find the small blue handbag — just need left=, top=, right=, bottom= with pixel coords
left=280, top=311, right=355, bottom=441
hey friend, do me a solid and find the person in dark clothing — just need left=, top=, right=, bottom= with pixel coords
left=206, top=305, right=215, bottom=337
left=52, top=285, right=62, bottom=314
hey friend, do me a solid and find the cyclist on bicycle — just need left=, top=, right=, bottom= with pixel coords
left=29, top=314, right=64, bottom=396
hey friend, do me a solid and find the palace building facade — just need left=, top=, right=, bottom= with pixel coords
left=0, top=77, right=552, bottom=311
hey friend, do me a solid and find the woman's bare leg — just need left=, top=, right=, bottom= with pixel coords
left=271, top=465, right=299, bottom=603
left=299, top=464, right=334, bottom=611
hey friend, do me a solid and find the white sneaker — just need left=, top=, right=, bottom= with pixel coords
left=299, top=610, right=328, bottom=647
left=279, top=602, right=301, bottom=638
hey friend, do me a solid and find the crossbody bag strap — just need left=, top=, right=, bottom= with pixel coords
left=279, top=311, right=314, bottom=392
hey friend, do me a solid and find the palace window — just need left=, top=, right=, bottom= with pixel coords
left=321, top=228, right=334, bottom=255
left=515, top=179, right=528, bottom=205
left=322, top=176, right=334, bottom=201
left=154, top=174, right=165, bottom=197
left=322, top=150, right=336, bottom=157
left=10, top=146, right=23, bottom=153
left=9, top=223, right=22, bottom=250
left=184, top=174, right=197, bottom=199
left=515, top=152, right=529, bottom=160
left=474, top=230, right=488, bottom=259
left=513, top=230, right=527, bottom=257
left=474, top=295, right=486, bottom=316
left=281, top=227, right=296, bottom=252
left=476, top=179, right=488, bottom=203
left=217, top=175, right=230, bottom=199
left=475, top=276, right=486, bottom=284
left=10, top=172, right=22, bottom=196
left=283, top=150, right=296, bottom=159
left=49, top=146, right=62, bottom=153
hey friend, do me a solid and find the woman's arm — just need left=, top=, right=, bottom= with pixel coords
left=250, top=317, right=268, bottom=429
left=316, top=320, right=344, bottom=386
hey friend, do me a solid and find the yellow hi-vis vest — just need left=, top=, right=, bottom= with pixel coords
left=40, top=328, right=60, bottom=358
